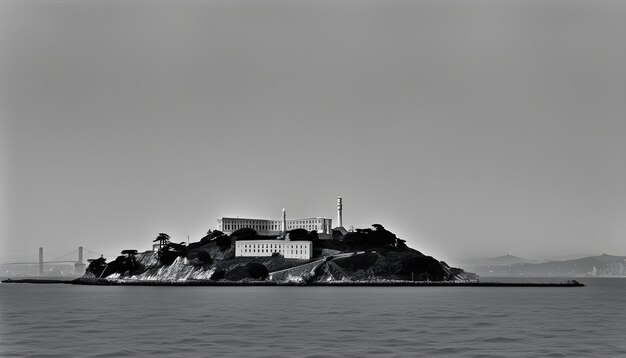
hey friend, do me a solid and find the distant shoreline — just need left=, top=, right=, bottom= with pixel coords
left=2, top=279, right=73, bottom=284
left=2, top=278, right=585, bottom=287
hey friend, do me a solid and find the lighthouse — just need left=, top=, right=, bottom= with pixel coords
left=281, top=208, right=287, bottom=234
left=337, top=196, right=343, bottom=228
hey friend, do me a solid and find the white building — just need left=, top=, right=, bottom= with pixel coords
left=235, top=240, right=313, bottom=259
left=218, top=208, right=332, bottom=236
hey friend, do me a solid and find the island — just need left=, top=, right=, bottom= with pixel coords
left=46, top=224, right=572, bottom=287
left=0, top=199, right=584, bottom=287
left=74, top=224, right=476, bottom=285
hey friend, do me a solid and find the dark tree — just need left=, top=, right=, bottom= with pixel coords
left=120, top=249, right=139, bottom=270
left=192, top=230, right=227, bottom=249
left=216, top=235, right=232, bottom=250
left=210, top=269, right=225, bottom=280
left=101, top=254, right=145, bottom=277
left=398, top=255, right=447, bottom=281
left=224, top=265, right=250, bottom=281
left=85, top=252, right=147, bottom=278
left=342, top=231, right=368, bottom=246
left=369, top=225, right=397, bottom=247
left=121, top=249, right=138, bottom=257
left=341, top=225, right=399, bottom=249
left=159, top=251, right=179, bottom=265
left=288, top=228, right=309, bottom=241
left=154, top=233, right=171, bottom=243
left=230, top=228, right=257, bottom=241
left=158, top=241, right=187, bottom=265
left=210, top=230, right=225, bottom=238
left=86, top=256, right=107, bottom=277
left=332, top=230, right=344, bottom=240
left=165, top=242, right=186, bottom=251
left=197, top=251, right=212, bottom=264
left=153, top=233, right=171, bottom=250
left=245, top=262, right=269, bottom=280
left=395, top=238, right=408, bottom=250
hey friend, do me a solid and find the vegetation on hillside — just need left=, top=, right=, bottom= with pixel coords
left=83, top=223, right=473, bottom=282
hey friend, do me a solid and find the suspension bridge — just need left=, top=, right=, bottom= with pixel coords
left=0, top=247, right=104, bottom=275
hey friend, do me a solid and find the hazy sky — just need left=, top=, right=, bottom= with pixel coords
left=1, top=0, right=624, bottom=264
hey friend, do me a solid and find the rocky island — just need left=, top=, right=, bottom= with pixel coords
left=75, top=224, right=478, bottom=285
left=5, top=199, right=580, bottom=287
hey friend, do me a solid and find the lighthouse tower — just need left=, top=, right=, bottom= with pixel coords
left=337, top=196, right=343, bottom=228
left=281, top=208, right=287, bottom=234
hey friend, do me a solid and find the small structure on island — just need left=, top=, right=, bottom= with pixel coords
left=235, top=239, right=313, bottom=259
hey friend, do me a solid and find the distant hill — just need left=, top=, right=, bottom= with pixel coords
left=456, top=254, right=534, bottom=268
left=473, top=254, right=626, bottom=277
left=483, top=254, right=531, bottom=266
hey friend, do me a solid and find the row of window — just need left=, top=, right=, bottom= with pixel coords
left=290, top=219, right=325, bottom=225
left=242, top=243, right=307, bottom=249
left=222, top=219, right=327, bottom=231
left=286, top=225, right=322, bottom=231
left=242, top=249, right=306, bottom=255
left=224, top=219, right=325, bottom=225
left=223, top=223, right=326, bottom=232
left=224, top=223, right=282, bottom=231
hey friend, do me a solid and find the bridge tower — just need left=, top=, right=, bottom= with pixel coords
left=74, top=246, right=86, bottom=274
left=39, top=247, right=44, bottom=276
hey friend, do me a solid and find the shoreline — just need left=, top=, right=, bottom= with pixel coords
left=2, top=278, right=584, bottom=287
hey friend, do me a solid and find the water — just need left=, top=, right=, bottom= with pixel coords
left=1, top=278, right=625, bottom=357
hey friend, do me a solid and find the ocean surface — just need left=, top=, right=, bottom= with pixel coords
left=1, top=277, right=625, bottom=357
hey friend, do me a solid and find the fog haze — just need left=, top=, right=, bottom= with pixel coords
left=1, top=0, right=624, bottom=263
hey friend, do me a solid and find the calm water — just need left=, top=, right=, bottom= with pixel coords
left=1, top=278, right=625, bottom=357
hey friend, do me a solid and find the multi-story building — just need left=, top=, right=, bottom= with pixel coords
left=224, top=197, right=345, bottom=259
left=234, top=240, right=313, bottom=259
left=218, top=208, right=333, bottom=236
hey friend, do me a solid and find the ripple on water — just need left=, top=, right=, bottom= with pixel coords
left=481, top=336, right=525, bottom=343
left=1, top=280, right=626, bottom=357
left=472, top=322, right=494, bottom=327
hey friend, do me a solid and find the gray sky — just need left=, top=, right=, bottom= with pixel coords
left=1, top=0, right=624, bottom=264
